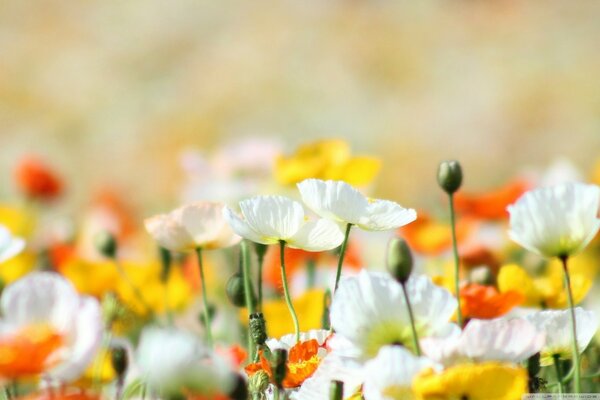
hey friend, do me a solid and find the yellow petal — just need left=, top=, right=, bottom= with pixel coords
left=0, top=251, right=36, bottom=285
left=497, top=264, right=541, bottom=306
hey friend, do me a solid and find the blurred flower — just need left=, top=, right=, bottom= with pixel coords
left=145, top=202, right=241, bottom=252
left=275, top=139, right=380, bottom=187
left=497, top=261, right=593, bottom=308
left=524, top=308, right=599, bottom=366
left=0, top=251, right=36, bottom=285
left=0, top=272, right=102, bottom=383
left=454, top=179, right=531, bottom=220
left=224, top=195, right=344, bottom=251
left=399, top=211, right=474, bottom=255
left=18, top=392, right=100, bottom=400
left=362, top=345, right=437, bottom=400
left=412, top=362, right=527, bottom=400
left=330, top=270, right=458, bottom=358
left=243, top=289, right=326, bottom=339
left=298, top=179, right=416, bottom=231
left=459, top=283, right=524, bottom=320
left=14, top=156, right=64, bottom=201
left=421, top=318, right=544, bottom=367
left=136, top=327, right=234, bottom=397
left=0, top=224, right=25, bottom=262
left=0, top=205, right=37, bottom=238
left=507, top=182, right=600, bottom=258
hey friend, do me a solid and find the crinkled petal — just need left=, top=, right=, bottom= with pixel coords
left=287, top=219, right=344, bottom=252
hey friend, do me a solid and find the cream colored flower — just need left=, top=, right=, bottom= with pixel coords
left=223, top=195, right=344, bottom=251
left=297, top=179, right=416, bottom=231
left=507, top=182, right=600, bottom=258
left=145, top=201, right=241, bottom=252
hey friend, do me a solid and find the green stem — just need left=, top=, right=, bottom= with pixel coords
left=307, top=259, right=316, bottom=289
left=256, top=252, right=265, bottom=312
left=401, top=282, right=421, bottom=356
left=448, top=194, right=463, bottom=327
left=196, top=247, right=213, bottom=347
left=240, top=241, right=256, bottom=358
left=561, top=255, right=581, bottom=393
left=280, top=240, right=300, bottom=343
left=553, top=354, right=564, bottom=394
left=334, top=224, right=353, bottom=292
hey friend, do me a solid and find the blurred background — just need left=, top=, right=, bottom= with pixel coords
left=1, top=0, right=600, bottom=214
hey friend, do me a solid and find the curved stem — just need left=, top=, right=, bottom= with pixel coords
left=280, top=240, right=300, bottom=343
left=240, top=241, right=256, bottom=358
left=448, top=194, right=463, bottom=327
left=401, top=282, right=421, bottom=356
left=196, top=247, right=213, bottom=347
left=334, top=224, right=353, bottom=292
left=561, top=255, right=581, bottom=393
left=553, top=354, right=564, bottom=394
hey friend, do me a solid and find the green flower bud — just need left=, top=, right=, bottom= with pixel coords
left=94, top=230, right=117, bottom=259
left=270, top=349, right=288, bottom=388
left=159, top=247, right=172, bottom=282
left=249, top=312, right=268, bottom=346
left=111, top=345, right=128, bottom=378
left=386, top=237, right=413, bottom=284
left=226, top=272, right=248, bottom=307
left=249, top=370, right=270, bottom=398
left=437, top=160, right=463, bottom=194
left=329, top=380, right=344, bottom=400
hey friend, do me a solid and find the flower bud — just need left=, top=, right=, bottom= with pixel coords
left=254, top=242, right=268, bottom=260
left=437, top=160, right=463, bottom=194
left=226, top=273, right=248, bottom=307
left=249, top=312, right=268, bottom=346
left=94, top=230, right=117, bottom=259
left=270, top=349, right=288, bottom=388
left=111, top=345, right=128, bottom=379
left=329, top=380, right=344, bottom=400
left=249, top=370, right=270, bottom=397
left=386, top=237, right=413, bottom=284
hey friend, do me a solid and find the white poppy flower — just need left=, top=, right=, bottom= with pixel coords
left=297, top=179, right=417, bottom=231
left=291, top=353, right=364, bottom=400
left=507, top=182, right=600, bottom=258
left=145, top=201, right=241, bottom=252
left=223, top=195, right=344, bottom=251
left=0, top=272, right=102, bottom=382
left=266, top=329, right=329, bottom=355
left=137, top=327, right=234, bottom=397
left=363, top=345, right=438, bottom=400
left=330, top=270, right=458, bottom=359
left=524, top=308, right=599, bottom=366
left=0, top=225, right=25, bottom=263
left=421, top=317, right=544, bottom=366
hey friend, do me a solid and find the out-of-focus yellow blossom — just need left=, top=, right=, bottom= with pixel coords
left=275, top=139, right=380, bottom=186
left=413, top=362, right=527, bottom=400
left=62, top=258, right=195, bottom=317
left=75, top=348, right=115, bottom=387
left=0, top=204, right=36, bottom=237
left=0, top=251, right=36, bottom=284
left=591, top=159, right=600, bottom=185
left=497, top=254, right=595, bottom=308
left=241, top=289, right=325, bottom=338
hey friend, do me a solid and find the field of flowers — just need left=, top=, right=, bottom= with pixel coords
left=0, top=139, right=599, bottom=400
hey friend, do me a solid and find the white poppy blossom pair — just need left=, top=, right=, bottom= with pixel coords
left=0, top=272, right=102, bottom=382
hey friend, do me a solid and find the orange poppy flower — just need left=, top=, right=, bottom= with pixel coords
left=460, top=283, right=524, bottom=320
left=454, top=179, right=531, bottom=220
left=245, top=339, right=322, bottom=388
left=263, top=243, right=362, bottom=291
left=217, top=344, right=248, bottom=369
left=0, top=324, right=63, bottom=379
left=14, top=156, right=64, bottom=201
left=18, top=391, right=100, bottom=400
left=89, top=188, right=138, bottom=240
left=399, top=211, right=475, bottom=255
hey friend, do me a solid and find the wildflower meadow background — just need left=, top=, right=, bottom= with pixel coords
left=1, top=1, right=600, bottom=400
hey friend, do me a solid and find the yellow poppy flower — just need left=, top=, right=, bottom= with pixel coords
left=498, top=255, right=594, bottom=308
left=0, top=204, right=37, bottom=238
left=275, top=139, right=380, bottom=186
left=413, top=362, right=527, bottom=400
left=0, top=251, right=36, bottom=285
left=241, top=289, right=325, bottom=338
left=75, top=348, right=115, bottom=387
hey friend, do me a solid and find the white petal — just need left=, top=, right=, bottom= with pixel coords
left=298, top=179, right=369, bottom=225
left=48, top=296, right=103, bottom=382
left=287, top=218, right=344, bottom=252
left=0, top=225, right=25, bottom=263
left=144, top=214, right=195, bottom=252
left=239, top=195, right=305, bottom=240
left=360, top=200, right=417, bottom=231
left=223, top=206, right=275, bottom=245
left=177, top=202, right=241, bottom=249
left=1, top=272, right=79, bottom=333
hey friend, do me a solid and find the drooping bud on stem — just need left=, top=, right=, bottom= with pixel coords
left=111, top=345, right=128, bottom=400
left=94, top=230, right=117, bottom=259
left=329, top=380, right=344, bottom=400
left=271, top=349, right=288, bottom=389
left=386, top=237, right=413, bottom=284
left=249, top=312, right=268, bottom=346
left=437, top=160, right=463, bottom=195
left=226, top=272, right=249, bottom=307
